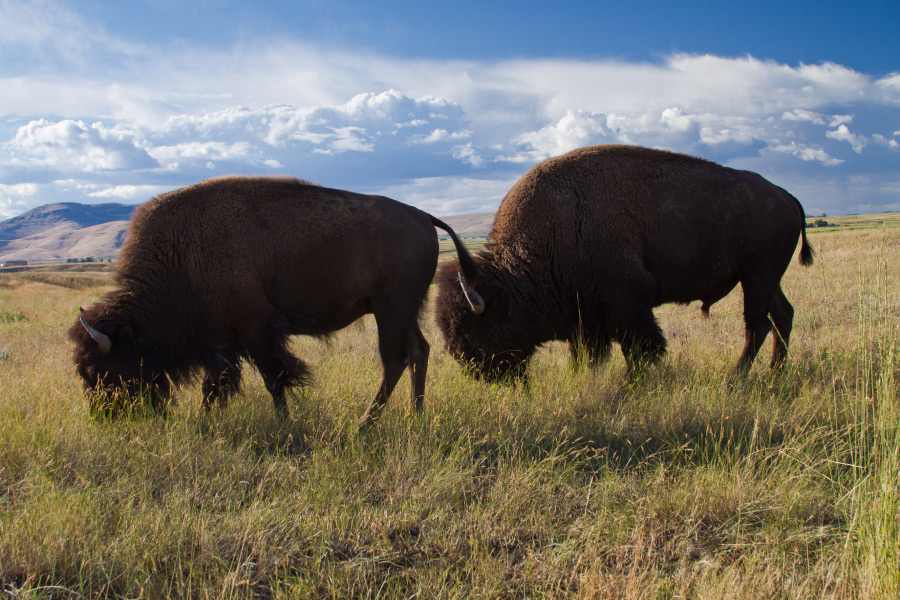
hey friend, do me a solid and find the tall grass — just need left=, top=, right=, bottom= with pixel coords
left=1, top=226, right=898, bottom=598
left=843, top=230, right=899, bottom=598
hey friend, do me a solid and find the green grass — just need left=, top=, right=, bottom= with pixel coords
left=1, top=226, right=898, bottom=598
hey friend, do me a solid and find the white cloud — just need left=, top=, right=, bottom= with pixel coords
left=2, top=7, right=900, bottom=219
left=149, top=141, right=255, bottom=166
left=660, top=107, right=695, bottom=133
left=312, top=127, right=372, bottom=154
left=872, top=134, right=899, bottom=150
left=87, top=185, right=167, bottom=201
left=508, top=109, right=610, bottom=162
left=0, top=182, right=39, bottom=219
left=826, top=124, right=867, bottom=153
left=9, top=119, right=156, bottom=171
left=783, top=109, right=826, bottom=124
left=0, top=0, right=143, bottom=69
left=451, top=143, right=484, bottom=167
left=829, top=115, right=853, bottom=127
left=771, top=142, right=843, bottom=165
left=875, top=72, right=900, bottom=97
left=377, top=175, right=516, bottom=216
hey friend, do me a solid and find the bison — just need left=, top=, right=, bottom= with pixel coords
left=435, top=145, right=813, bottom=380
left=71, top=176, right=481, bottom=425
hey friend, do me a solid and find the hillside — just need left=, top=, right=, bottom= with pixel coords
left=0, top=201, right=494, bottom=263
left=0, top=202, right=134, bottom=262
left=437, top=212, right=494, bottom=236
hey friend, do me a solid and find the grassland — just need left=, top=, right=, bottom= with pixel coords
left=1, top=225, right=898, bottom=599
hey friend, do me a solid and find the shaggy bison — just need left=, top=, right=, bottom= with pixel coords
left=435, top=145, right=813, bottom=379
left=71, top=176, right=480, bottom=425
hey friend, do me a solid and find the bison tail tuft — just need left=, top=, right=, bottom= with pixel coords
left=798, top=222, right=814, bottom=267
left=795, top=197, right=815, bottom=267
left=799, top=241, right=814, bottom=267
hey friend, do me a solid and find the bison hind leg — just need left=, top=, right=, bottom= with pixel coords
left=768, top=287, right=795, bottom=369
left=359, top=323, right=410, bottom=429
left=407, top=324, right=430, bottom=413
left=360, top=304, right=433, bottom=429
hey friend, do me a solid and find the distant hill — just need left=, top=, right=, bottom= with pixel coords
left=0, top=201, right=494, bottom=263
left=0, top=203, right=135, bottom=262
left=438, top=212, right=494, bottom=237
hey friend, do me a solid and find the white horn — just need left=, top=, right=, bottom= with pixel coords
left=79, top=310, right=112, bottom=355
left=457, top=272, right=485, bottom=315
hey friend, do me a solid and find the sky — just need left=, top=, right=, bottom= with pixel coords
left=1, top=0, right=899, bottom=221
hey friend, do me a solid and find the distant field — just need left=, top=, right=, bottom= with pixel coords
left=807, top=212, right=900, bottom=230
left=1, top=226, right=898, bottom=598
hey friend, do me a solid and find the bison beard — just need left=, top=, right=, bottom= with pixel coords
left=435, top=144, right=814, bottom=381
left=69, top=176, right=480, bottom=426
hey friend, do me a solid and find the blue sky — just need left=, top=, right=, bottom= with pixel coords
left=1, top=0, right=899, bottom=219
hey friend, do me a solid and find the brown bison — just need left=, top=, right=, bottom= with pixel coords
left=71, top=176, right=481, bottom=425
left=435, top=145, right=813, bottom=380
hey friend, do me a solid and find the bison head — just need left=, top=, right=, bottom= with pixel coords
left=435, top=257, right=536, bottom=381
left=69, top=303, right=170, bottom=413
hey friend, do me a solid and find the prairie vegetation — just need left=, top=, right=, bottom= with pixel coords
left=0, top=224, right=898, bottom=598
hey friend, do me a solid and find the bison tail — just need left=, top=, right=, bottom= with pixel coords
left=794, top=197, right=815, bottom=267
left=799, top=235, right=814, bottom=267
left=798, top=216, right=815, bottom=267
left=431, top=216, right=481, bottom=285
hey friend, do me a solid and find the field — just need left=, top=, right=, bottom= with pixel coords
left=1, top=224, right=898, bottom=599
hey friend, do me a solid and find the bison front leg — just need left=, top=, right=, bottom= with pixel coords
left=567, top=329, right=612, bottom=369
left=201, top=349, right=243, bottom=409
left=611, top=307, right=666, bottom=374
left=238, top=315, right=309, bottom=415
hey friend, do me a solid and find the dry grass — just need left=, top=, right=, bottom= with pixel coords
left=0, top=225, right=897, bottom=598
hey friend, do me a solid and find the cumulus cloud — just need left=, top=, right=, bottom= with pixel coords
left=507, top=110, right=610, bottom=162
left=871, top=134, right=900, bottom=150
left=9, top=119, right=157, bottom=171
left=783, top=109, right=826, bottom=124
left=377, top=175, right=517, bottom=216
left=826, top=124, right=867, bottom=153
left=1, top=8, right=900, bottom=219
left=771, top=142, right=843, bottom=165
left=87, top=185, right=168, bottom=200
left=0, top=182, right=39, bottom=219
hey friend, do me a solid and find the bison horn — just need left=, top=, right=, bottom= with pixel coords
left=457, top=272, right=485, bottom=315
left=79, top=309, right=112, bottom=355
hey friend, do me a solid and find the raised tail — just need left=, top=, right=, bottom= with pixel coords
left=430, top=216, right=480, bottom=285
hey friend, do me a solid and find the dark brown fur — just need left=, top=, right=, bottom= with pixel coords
left=435, top=145, right=813, bottom=379
left=70, top=176, right=479, bottom=424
